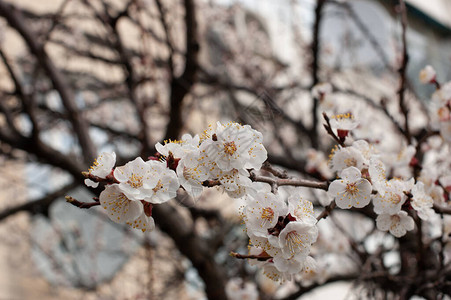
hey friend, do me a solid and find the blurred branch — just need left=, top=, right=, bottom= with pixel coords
left=0, top=181, right=79, bottom=221
left=65, top=196, right=100, bottom=209
left=329, top=0, right=392, bottom=70
left=396, top=0, right=411, bottom=143
left=152, top=203, right=227, bottom=300
left=155, top=0, right=175, bottom=75
left=309, top=0, right=326, bottom=148
left=164, top=0, right=199, bottom=140
left=0, top=0, right=97, bottom=164
left=281, top=273, right=358, bottom=300
left=0, top=48, right=40, bottom=140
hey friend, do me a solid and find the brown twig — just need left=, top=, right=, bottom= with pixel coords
left=322, top=112, right=345, bottom=147
left=433, top=204, right=451, bottom=215
left=230, top=251, right=272, bottom=261
left=316, top=201, right=336, bottom=221
left=82, top=171, right=119, bottom=184
left=261, top=161, right=288, bottom=179
left=250, top=171, right=328, bottom=190
left=65, top=196, right=101, bottom=209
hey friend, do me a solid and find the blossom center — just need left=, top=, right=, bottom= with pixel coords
left=390, top=215, right=401, bottom=230
left=224, top=141, right=237, bottom=155
left=345, top=183, right=359, bottom=196
left=127, top=173, right=143, bottom=188
left=152, top=180, right=163, bottom=193
left=183, top=166, right=196, bottom=180
left=89, top=158, right=100, bottom=172
left=388, top=193, right=402, bottom=204
left=108, top=193, right=130, bottom=220
left=261, top=207, right=274, bottom=221
left=285, top=231, right=306, bottom=255
left=344, top=158, right=357, bottom=167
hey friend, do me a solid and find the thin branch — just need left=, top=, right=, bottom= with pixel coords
left=230, top=252, right=272, bottom=261
left=396, top=0, right=411, bottom=143
left=0, top=181, right=79, bottom=221
left=155, top=0, right=175, bottom=75
left=0, top=0, right=96, bottom=164
left=281, top=273, right=358, bottom=300
left=323, top=112, right=345, bottom=147
left=65, top=196, right=101, bottom=209
left=250, top=171, right=329, bottom=190
left=0, top=48, right=40, bottom=140
left=261, top=161, right=288, bottom=179
left=329, top=0, right=392, bottom=70
left=310, top=0, right=327, bottom=148
left=316, top=201, right=336, bottom=221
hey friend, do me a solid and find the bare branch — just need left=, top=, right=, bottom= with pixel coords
left=0, top=0, right=97, bottom=164
left=0, top=181, right=79, bottom=221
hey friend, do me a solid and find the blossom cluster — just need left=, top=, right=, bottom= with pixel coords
left=79, top=68, right=451, bottom=283
left=83, top=121, right=326, bottom=282
left=242, top=191, right=319, bottom=282
left=326, top=140, right=420, bottom=237
left=317, top=65, right=451, bottom=239
left=84, top=121, right=267, bottom=232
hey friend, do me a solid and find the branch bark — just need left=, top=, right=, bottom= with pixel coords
left=164, top=0, right=199, bottom=140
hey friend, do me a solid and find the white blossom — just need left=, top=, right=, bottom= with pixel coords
left=419, top=65, right=436, bottom=84
left=85, top=152, right=116, bottom=188
left=327, top=166, right=372, bottom=209
left=263, top=263, right=290, bottom=283
left=144, top=160, right=180, bottom=204
left=176, top=152, right=209, bottom=198
left=376, top=211, right=414, bottom=237
left=368, top=157, right=387, bottom=195
left=200, top=122, right=267, bottom=172
left=273, top=255, right=304, bottom=275
left=99, top=184, right=143, bottom=224
left=329, top=113, right=359, bottom=131
left=244, top=191, right=288, bottom=237
left=155, top=134, right=200, bottom=159
left=114, top=157, right=158, bottom=201
left=248, top=233, right=280, bottom=258
left=277, top=220, right=318, bottom=261
left=432, top=81, right=451, bottom=106
left=126, top=211, right=155, bottom=232
left=305, top=148, right=333, bottom=178
left=391, top=145, right=416, bottom=167
left=329, top=145, right=365, bottom=173
left=440, top=121, right=451, bottom=144
left=311, top=82, right=332, bottom=99
left=411, top=181, right=435, bottom=220
left=208, top=162, right=255, bottom=198
left=287, top=192, right=316, bottom=225
left=297, top=256, right=321, bottom=284
left=373, top=178, right=414, bottom=215
left=351, top=140, right=375, bottom=166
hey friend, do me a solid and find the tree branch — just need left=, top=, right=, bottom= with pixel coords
left=0, top=181, right=79, bottom=221
left=164, top=0, right=199, bottom=140
left=0, top=0, right=96, bottom=164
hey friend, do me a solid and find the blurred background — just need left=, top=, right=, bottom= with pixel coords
left=0, top=0, right=450, bottom=299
